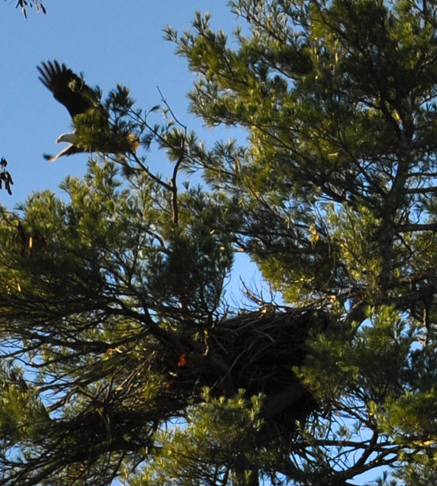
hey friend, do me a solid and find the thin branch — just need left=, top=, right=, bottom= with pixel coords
left=157, top=86, right=189, bottom=226
left=128, top=148, right=172, bottom=192
left=398, top=223, right=437, bottom=232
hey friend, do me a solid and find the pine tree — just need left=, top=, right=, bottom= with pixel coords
left=2, top=0, right=437, bottom=485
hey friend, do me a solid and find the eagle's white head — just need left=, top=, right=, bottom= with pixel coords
left=56, top=132, right=77, bottom=144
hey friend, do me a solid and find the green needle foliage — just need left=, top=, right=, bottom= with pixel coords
left=3, top=0, right=437, bottom=485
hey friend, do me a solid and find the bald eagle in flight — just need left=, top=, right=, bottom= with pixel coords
left=38, top=61, right=137, bottom=162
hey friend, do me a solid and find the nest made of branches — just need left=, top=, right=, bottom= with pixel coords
left=214, top=308, right=330, bottom=392
left=155, top=306, right=333, bottom=440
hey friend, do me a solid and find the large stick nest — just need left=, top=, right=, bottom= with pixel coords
left=158, top=307, right=332, bottom=439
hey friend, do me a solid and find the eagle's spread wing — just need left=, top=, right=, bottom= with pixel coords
left=37, top=61, right=99, bottom=119
left=43, top=144, right=82, bottom=163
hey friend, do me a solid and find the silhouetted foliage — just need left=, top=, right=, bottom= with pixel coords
left=14, top=0, right=46, bottom=17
